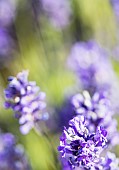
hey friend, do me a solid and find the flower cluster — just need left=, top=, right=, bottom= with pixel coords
left=68, top=40, right=119, bottom=112
left=4, top=70, right=48, bottom=134
left=71, top=91, right=119, bottom=146
left=58, top=40, right=119, bottom=169
left=96, top=152, right=119, bottom=170
left=0, top=132, right=30, bottom=170
left=68, top=41, right=116, bottom=93
left=0, top=0, right=17, bottom=27
left=41, top=0, right=72, bottom=29
left=0, top=0, right=17, bottom=67
left=110, top=0, right=119, bottom=21
left=0, top=28, right=15, bottom=67
left=58, top=116, right=107, bottom=169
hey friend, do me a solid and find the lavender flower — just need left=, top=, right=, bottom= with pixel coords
left=4, top=70, right=48, bottom=134
left=0, top=28, right=14, bottom=57
left=101, top=152, right=119, bottom=170
left=41, top=0, right=72, bottom=29
left=110, top=0, right=119, bottom=21
left=0, top=132, right=30, bottom=170
left=56, top=98, right=75, bottom=131
left=68, top=41, right=115, bottom=93
left=0, top=27, right=18, bottom=68
left=91, top=152, right=119, bottom=170
left=62, top=152, right=119, bottom=170
left=58, top=116, right=107, bottom=169
left=68, top=40, right=119, bottom=112
left=71, top=91, right=119, bottom=146
left=0, top=0, right=17, bottom=27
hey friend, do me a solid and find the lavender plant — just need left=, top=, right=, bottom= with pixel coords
left=68, top=41, right=114, bottom=92
left=0, top=1, right=119, bottom=170
left=68, top=40, right=119, bottom=112
left=58, top=116, right=107, bottom=169
left=57, top=40, right=119, bottom=169
left=4, top=71, right=48, bottom=134
left=0, top=0, right=17, bottom=27
left=41, top=0, right=72, bottom=29
left=110, top=0, right=119, bottom=22
left=0, top=132, right=30, bottom=170
left=0, top=28, right=15, bottom=66
left=71, top=90, right=119, bottom=146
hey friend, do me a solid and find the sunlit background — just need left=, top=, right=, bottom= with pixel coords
left=0, top=0, right=119, bottom=169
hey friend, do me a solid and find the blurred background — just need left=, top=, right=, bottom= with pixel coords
left=0, top=0, right=119, bottom=169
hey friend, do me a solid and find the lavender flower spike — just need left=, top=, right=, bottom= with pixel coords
left=71, top=91, right=119, bottom=146
left=41, top=0, right=72, bottom=29
left=0, top=132, right=30, bottom=170
left=0, top=0, right=17, bottom=27
left=68, top=41, right=116, bottom=93
left=4, top=70, right=48, bottom=134
left=92, top=152, right=119, bottom=170
left=58, top=116, right=107, bottom=169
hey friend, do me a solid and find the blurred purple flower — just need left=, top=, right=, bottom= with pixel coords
left=62, top=152, right=119, bottom=170
left=93, top=152, right=119, bottom=170
left=58, top=116, right=107, bottom=169
left=68, top=40, right=119, bottom=112
left=0, top=132, right=30, bottom=170
left=101, top=152, right=119, bottom=170
left=71, top=91, right=119, bottom=146
left=0, top=0, right=17, bottom=27
left=0, top=28, right=14, bottom=57
left=112, top=45, right=119, bottom=61
left=41, top=0, right=72, bottom=29
left=0, top=27, right=18, bottom=68
left=68, top=41, right=114, bottom=92
left=61, top=158, right=71, bottom=170
left=55, top=98, right=74, bottom=132
left=110, top=0, right=119, bottom=21
left=4, top=70, right=48, bottom=134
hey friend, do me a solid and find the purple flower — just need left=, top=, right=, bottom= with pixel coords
left=4, top=70, right=48, bottom=134
left=58, top=116, right=107, bottom=169
left=0, top=0, right=17, bottom=27
left=41, top=0, right=72, bottom=29
left=101, top=152, right=119, bottom=170
left=93, top=152, right=119, bottom=170
left=71, top=91, right=119, bottom=146
left=55, top=98, right=75, bottom=131
left=0, top=132, right=30, bottom=170
left=0, top=27, right=17, bottom=68
left=68, top=40, right=119, bottom=112
left=110, top=0, right=119, bottom=21
left=0, top=28, right=14, bottom=56
left=68, top=41, right=115, bottom=93
left=61, top=158, right=71, bottom=170
left=62, top=152, right=119, bottom=170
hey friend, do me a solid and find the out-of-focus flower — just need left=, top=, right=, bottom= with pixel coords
left=111, top=45, right=119, bottom=61
left=0, top=27, right=18, bottom=68
left=71, top=91, right=119, bottom=146
left=61, top=158, right=71, bottom=170
left=55, top=98, right=75, bottom=131
left=110, top=0, right=119, bottom=21
left=58, top=116, right=107, bottom=169
left=68, top=41, right=114, bottom=93
left=0, top=0, right=17, bottom=27
left=93, top=152, right=119, bottom=170
left=101, top=152, right=119, bottom=170
left=62, top=152, right=119, bottom=170
left=68, top=40, right=119, bottom=112
left=0, top=132, right=30, bottom=170
left=4, top=70, right=48, bottom=134
left=0, top=28, right=14, bottom=61
left=41, top=0, right=72, bottom=29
